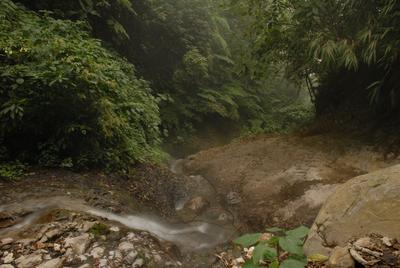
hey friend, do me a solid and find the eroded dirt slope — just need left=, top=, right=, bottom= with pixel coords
left=183, top=134, right=399, bottom=230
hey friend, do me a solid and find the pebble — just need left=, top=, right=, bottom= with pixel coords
left=3, top=252, right=14, bottom=264
left=78, top=255, right=88, bottom=262
left=110, top=226, right=120, bottom=232
left=0, top=238, right=13, bottom=246
left=98, top=258, right=108, bottom=267
left=64, top=234, right=91, bottom=255
left=15, top=253, right=43, bottom=268
left=118, top=241, right=134, bottom=252
left=53, top=243, right=61, bottom=251
left=124, top=251, right=138, bottom=264
left=132, top=258, right=144, bottom=267
left=153, top=253, right=162, bottom=262
left=328, top=246, right=355, bottom=268
left=37, top=257, right=64, bottom=268
left=90, top=247, right=105, bottom=259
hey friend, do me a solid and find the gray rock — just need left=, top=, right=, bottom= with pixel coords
left=118, top=241, right=134, bottom=253
left=3, top=252, right=13, bottom=264
left=327, top=247, right=355, bottom=268
left=305, top=165, right=400, bottom=256
left=90, top=247, right=105, bottom=259
left=98, top=259, right=108, bottom=267
left=15, top=253, right=43, bottom=268
left=124, top=251, right=138, bottom=264
left=132, top=258, right=144, bottom=267
left=64, top=234, right=91, bottom=255
left=153, top=254, right=162, bottom=262
left=37, top=258, right=64, bottom=268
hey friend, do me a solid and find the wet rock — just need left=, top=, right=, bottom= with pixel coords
left=327, top=246, right=355, bottom=268
left=226, top=191, right=241, bottom=205
left=118, top=241, right=134, bottom=253
left=37, top=257, right=64, bottom=268
left=64, top=234, right=91, bottom=255
left=305, top=165, right=400, bottom=256
left=184, top=196, right=209, bottom=213
left=90, top=247, right=105, bottom=259
left=15, top=253, right=43, bottom=268
left=132, top=258, right=144, bottom=267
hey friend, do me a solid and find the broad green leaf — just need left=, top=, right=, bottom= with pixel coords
left=269, top=260, right=279, bottom=268
left=285, top=226, right=309, bottom=239
left=253, top=243, right=277, bottom=264
left=243, top=260, right=258, bottom=268
left=234, top=233, right=262, bottom=248
left=308, top=253, right=329, bottom=262
left=268, top=236, right=279, bottom=247
left=266, top=227, right=284, bottom=233
left=280, top=259, right=307, bottom=268
left=279, top=236, right=304, bottom=255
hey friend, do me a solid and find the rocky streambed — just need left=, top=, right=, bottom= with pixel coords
left=1, top=133, right=400, bottom=268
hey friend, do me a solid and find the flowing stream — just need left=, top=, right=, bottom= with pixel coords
left=0, top=196, right=233, bottom=251
left=0, top=159, right=236, bottom=252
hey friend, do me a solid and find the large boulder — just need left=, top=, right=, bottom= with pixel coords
left=305, top=164, right=400, bottom=256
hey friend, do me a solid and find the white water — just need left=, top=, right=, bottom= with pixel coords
left=0, top=196, right=233, bottom=251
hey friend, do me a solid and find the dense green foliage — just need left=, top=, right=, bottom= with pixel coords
left=231, top=0, right=400, bottom=123
left=16, top=0, right=311, bottom=138
left=0, top=0, right=161, bottom=168
left=0, top=0, right=313, bottom=169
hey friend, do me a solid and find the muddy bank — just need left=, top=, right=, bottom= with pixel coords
left=182, top=134, right=399, bottom=231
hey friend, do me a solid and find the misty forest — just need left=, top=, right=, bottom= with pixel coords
left=1, top=0, right=400, bottom=268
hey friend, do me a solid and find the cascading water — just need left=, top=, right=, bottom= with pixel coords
left=0, top=196, right=234, bottom=252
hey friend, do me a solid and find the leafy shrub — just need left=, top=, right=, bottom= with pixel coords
left=234, top=226, right=310, bottom=268
left=0, top=162, right=25, bottom=180
left=0, top=0, right=161, bottom=169
left=88, top=223, right=109, bottom=237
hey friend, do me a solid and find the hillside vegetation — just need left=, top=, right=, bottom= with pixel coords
left=2, top=0, right=400, bottom=169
